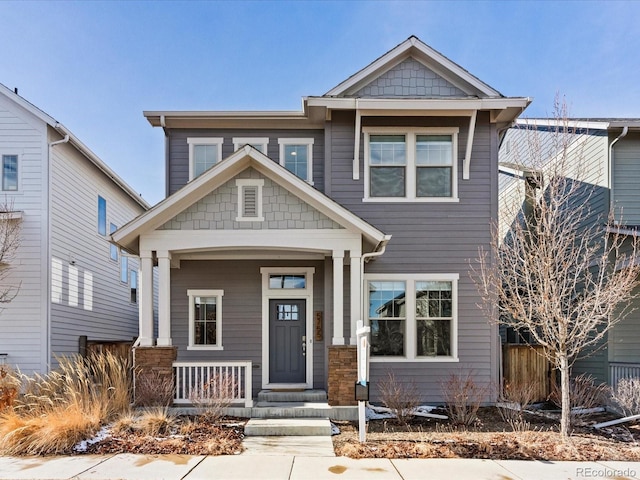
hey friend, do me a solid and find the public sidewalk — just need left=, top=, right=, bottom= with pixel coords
left=0, top=454, right=638, bottom=480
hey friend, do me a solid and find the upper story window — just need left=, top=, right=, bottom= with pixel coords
left=364, top=127, right=459, bottom=202
left=278, top=138, right=314, bottom=184
left=367, top=274, right=458, bottom=362
left=233, top=137, right=269, bottom=154
left=2, top=155, right=18, bottom=191
left=97, top=196, right=107, bottom=235
left=188, top=137, right=223, bottom=180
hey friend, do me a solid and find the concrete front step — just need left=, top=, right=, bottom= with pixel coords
left=244, top=418, right=332, bottom=436
left=257, top=389, right=327, bottom=403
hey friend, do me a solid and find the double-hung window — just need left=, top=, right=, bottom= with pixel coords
left=1, top=155, right=18, bottom=191
left=364, top=128, right=459, bottom=201
left=278, top=138, right=314, bottom=184
left=232, top=137, right=269, bottom=154
left=188, top=137, right=223, bottom=180
left=187, top=289, right=224, bottom=350
left=367, top=274, right=458, bottom=361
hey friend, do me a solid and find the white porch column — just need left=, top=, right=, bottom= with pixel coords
left=138, top=250, right=154, bottom=346
left=349, top=253, right=362, bottom=346
left=156, top=251, right=172, bottom=346
left=332, top=251, right=345, bottom=345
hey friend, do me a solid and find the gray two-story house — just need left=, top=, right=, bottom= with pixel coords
left=113, top=36, right=530, bottom=407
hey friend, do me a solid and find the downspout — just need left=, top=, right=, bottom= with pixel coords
left=161, top=115, right=170, bottom=198
left=46, top=130, right=70, bottom=369
left=360, top=235, right=392, bottom=333
left=608, top=126, right=628, bottom=221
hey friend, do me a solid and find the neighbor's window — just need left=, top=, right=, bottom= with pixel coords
left=188, top=289, right=224, bottom=349
left=97, top=196, right=107, bottom=235
left=367, top=274, right=458, bottom=361
left=278, top=138, right=314, bottom=183
left=130, top=270, right=137, bottom=304
left=110, top=223, right=118, bottom=261
left=120, top=254, right=128, bottom=283
left=2, top=155, right=18, bottom=191
left=187, top=137, right=223, bottom=180
left=364, top=128, right=458, bottom=201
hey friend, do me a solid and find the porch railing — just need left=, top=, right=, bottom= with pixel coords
left=173, top=361, right=253, bottom=407
left=609, top=362, right=640, bottom=389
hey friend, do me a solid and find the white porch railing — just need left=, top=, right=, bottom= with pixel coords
left=173, top=361, right=253, bottom=407
left=609, top=362, right=640, bottom=389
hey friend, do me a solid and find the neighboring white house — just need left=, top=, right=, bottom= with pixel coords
left=0, top=83, right=150, bottom=374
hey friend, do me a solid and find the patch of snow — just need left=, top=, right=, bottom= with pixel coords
left=73, top=426, right=110, bottom=453
left=366, top=404, right=445, bottom=420
left=330, top=422, right=340, bottom=435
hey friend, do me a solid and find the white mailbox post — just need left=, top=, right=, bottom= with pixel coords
left=355, top=320, right=370, bottom=443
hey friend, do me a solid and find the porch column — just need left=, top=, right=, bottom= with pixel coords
left=138, top=250, right=154, bottom=346
left=349, top=253, right=362, bottom=346
left=332, top=251, right=345, bottom=345
left=156, top=251, right=172, bottom=346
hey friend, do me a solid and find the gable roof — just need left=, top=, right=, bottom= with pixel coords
left=325, top=36, right=502, bottom=99
left=112, top=145, right=389, bottom=254
left=0, top=82, right=149, bottom=210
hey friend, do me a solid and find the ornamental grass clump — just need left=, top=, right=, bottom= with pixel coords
left=0, top=351, right=132, bottom=455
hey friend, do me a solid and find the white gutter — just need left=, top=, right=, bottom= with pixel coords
left=353, top=100, right=361, bottom=180
left=609, top=126, right=629, bottom=218
left=463, top=110, right=477, bottom=180
left=46, top=133, right=70, bottom=371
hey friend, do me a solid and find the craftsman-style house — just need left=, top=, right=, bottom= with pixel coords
left=113, top=36, right=530, bottom=408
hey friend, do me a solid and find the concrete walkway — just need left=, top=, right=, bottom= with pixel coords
left=0, top=453, right=638, bottom=480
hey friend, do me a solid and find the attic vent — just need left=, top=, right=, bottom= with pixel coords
left=243, top=186, right=258, bottom=217
left=235, top=178, right=264, bottom=222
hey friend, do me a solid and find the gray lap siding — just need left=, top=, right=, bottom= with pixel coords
left=329, top=110, right=498, bottom=403
left=170, top=259, right=326, bottom=394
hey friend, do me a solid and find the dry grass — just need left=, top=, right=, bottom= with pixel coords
left=135, top=407, right=176, bottom=437
left=0, top=352, right=132, bottom=455
left=611, top=378, right=640, bottom=416
left=0, top=366, right=19, bottom=411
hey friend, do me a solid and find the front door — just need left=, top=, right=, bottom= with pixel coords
left=269, top=299, right=306, bottom=384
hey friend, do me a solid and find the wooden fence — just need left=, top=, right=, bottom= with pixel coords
left=503, top=344, right=551, bottom=402
left=79, top=336, right=133, bottom=363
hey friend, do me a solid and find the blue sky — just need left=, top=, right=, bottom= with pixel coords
left=2, top=0, right=639, bottom=205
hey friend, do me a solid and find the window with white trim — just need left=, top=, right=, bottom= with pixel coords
left=236, top=179, right=264, bottom=222
left=278, top=138, right=314, bottom=183
left=187, top=137, right=223, bottom=180
left=97, top=196, right=107, bottom=235
left=364, top=128, right=458, bottom=201
left=1, top=154, right=18, bottom=191
left=233, top=137, right=269, bottom=154
left=367, top=274, right=458, bottom=361
left=188, top=289, right=224, bottom=350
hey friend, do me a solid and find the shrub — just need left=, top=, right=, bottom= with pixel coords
left=135, top=407, right=176, bottom=437
left=134, top=370, right=174, bottom=407
left=611, top=377, right=640, bottom=416
left=0, top=366, right=18, bottom=411
left=0, top=351, right=132, bottom=455
left=441, top=371, right=490, bottom=427
left=549, top=373, right=609, bottom=425
left=497, top=381, right=537, bottom=432
left=377, top=371, right=420, bottom=426
left=189, top=372, right=237, bottom=422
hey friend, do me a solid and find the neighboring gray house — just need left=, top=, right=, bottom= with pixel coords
left=499, top=118, right=640, bottom=387
left=113, top=36, right=530, bottom=406
left=0, top=83, right=149, bottom=375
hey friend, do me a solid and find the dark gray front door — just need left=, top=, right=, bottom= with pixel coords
left=269, top=299, right=306, bottom=384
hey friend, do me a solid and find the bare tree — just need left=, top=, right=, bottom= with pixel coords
left=0, top=201, right=21, bottom=305
left=473, top=100, right=640, bottom=439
